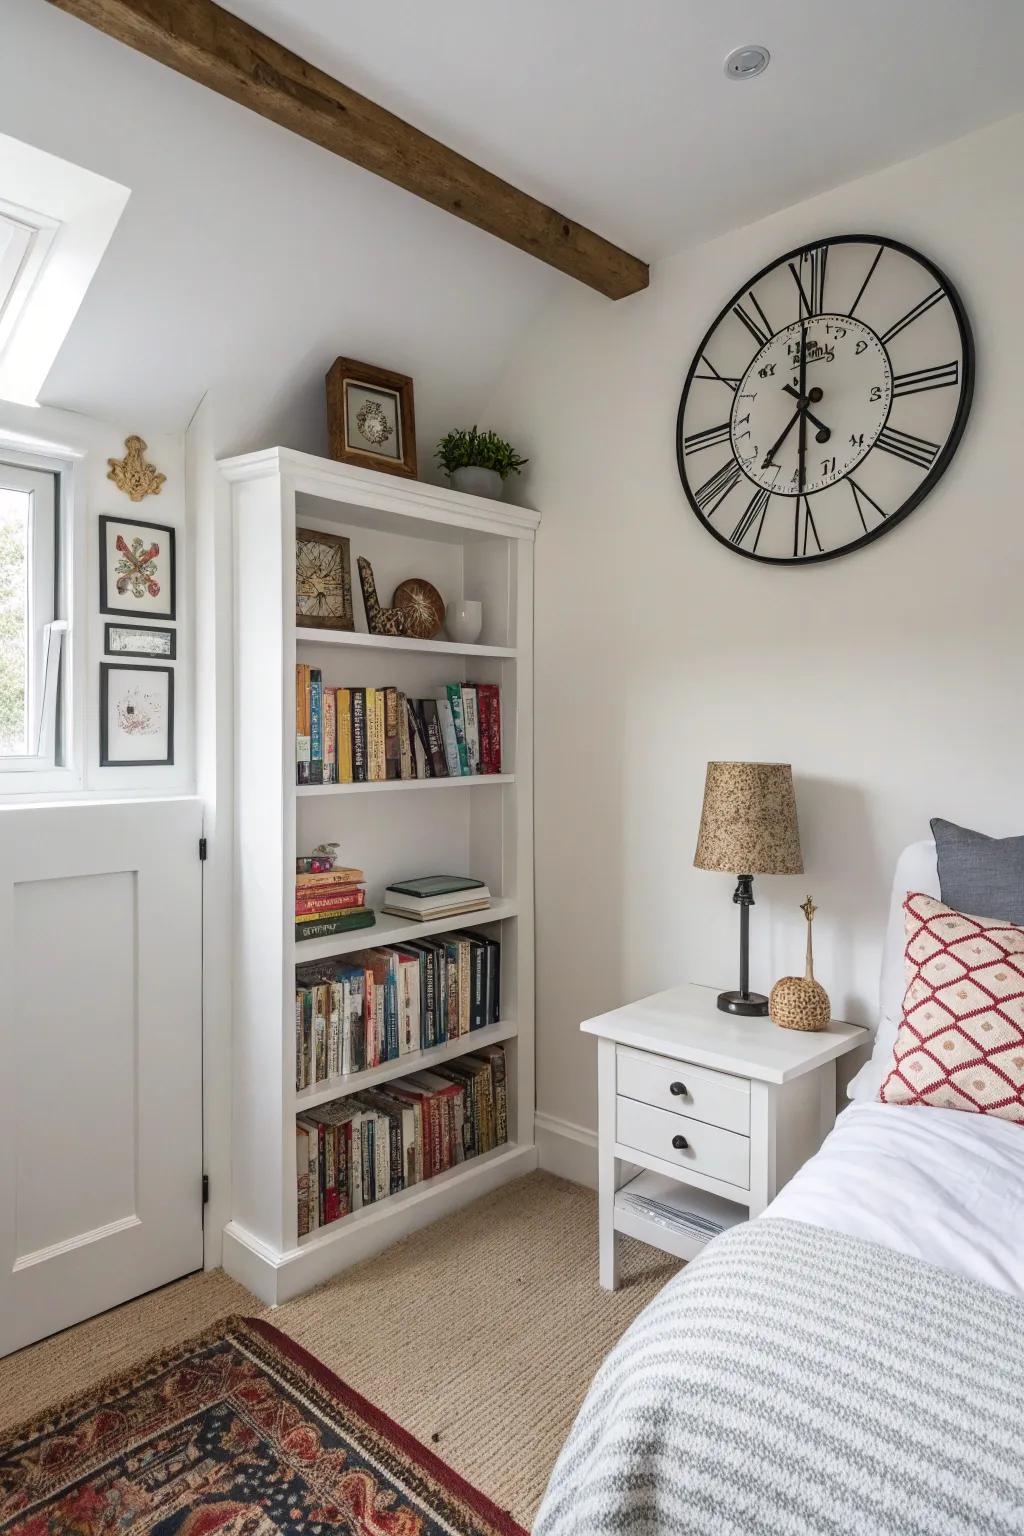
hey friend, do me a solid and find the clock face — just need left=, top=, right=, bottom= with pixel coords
left=676, top=236, right=974, bottom=563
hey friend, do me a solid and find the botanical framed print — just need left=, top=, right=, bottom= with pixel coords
left=100, top=663, right=174, bottom=766
left=326, top=356, right=417, bottom=478
left=99, top=514, right=176, bottom=619
left=104, top=621, right=176, bottom=659
left=295, top=526, right=354, bottom=631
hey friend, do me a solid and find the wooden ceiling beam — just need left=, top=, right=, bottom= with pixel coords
left=44, top=0, right=649, bottom=300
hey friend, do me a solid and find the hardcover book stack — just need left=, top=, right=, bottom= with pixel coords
left=295, top=929, right=500, bottom=1087
left=296, top=669, right=502, bottom=784
left=295, top=858, right=375, bottom=944
left=382, top=875, right=491, bottom=922
left=296, top=1042, right=509, bottom=1235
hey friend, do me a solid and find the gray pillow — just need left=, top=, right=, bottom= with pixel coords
left=930, top=818, right=1024, bottom=925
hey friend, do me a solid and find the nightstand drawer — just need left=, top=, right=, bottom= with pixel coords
left=616, top=1045, right=750, bottom=1134
left=616, top=1095, right=750, bottom=1189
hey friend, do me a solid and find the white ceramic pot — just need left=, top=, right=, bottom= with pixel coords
left=446, top=599, right=484, bottom=645
left=451, top=466, right=503, bottom=500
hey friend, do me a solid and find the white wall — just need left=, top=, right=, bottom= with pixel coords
left=485, top=113, right=1024, bottom=1161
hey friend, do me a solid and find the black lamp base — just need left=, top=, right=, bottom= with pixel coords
left=717, top=989, right=769, bottom=1017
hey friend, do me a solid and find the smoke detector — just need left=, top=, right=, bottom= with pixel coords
left=724, top=45, right=771, bottom=80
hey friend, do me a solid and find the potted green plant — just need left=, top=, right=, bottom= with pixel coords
left=434, top=426, right=528, bottom=501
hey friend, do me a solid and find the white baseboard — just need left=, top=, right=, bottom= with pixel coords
left=535, top=1112, right=598, bottom=1189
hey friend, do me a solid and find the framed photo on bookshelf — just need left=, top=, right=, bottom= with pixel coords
left=99, top=514, right=176, bottom=620
left=104, top=621, right=176, bottom=659
left=100, top=662, right=175, bottom=766
left=296, top=526, right=354, bottom=631
left=325, top=357, right=417, bottom=479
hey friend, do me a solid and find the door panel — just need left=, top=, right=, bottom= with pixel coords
left=0, top=798, right=203, bottom=1355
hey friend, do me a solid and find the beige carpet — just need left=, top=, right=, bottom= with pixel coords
left=0, top=1172, right=679, bottom=1528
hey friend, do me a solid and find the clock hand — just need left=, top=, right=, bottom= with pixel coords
left=797, top=323, right=808, bottom=494
left=760, top=405, right=802, bottom=469
left=781, top=384, right=831, bottom=442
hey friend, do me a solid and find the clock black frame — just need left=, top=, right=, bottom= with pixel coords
left=675, top=233, right=975, bottom=565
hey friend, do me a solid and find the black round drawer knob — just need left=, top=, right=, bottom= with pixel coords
left=672, top=1134, right=689, bottom=1151
left=669, top=1081, right=687, bottom=1097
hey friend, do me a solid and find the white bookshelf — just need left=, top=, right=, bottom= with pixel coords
left=219, top=447, right=539, bottom=1305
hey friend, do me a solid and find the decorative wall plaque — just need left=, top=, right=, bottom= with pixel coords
left=107, top=435, right=167, bottom=502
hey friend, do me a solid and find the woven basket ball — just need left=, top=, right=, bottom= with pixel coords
left=392, top=577, right=445, bottom=640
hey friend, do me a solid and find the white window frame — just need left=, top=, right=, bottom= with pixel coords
left=0, top=441, right=84, bottom=794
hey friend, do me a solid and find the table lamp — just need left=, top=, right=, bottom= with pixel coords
left=694, top=762, right=803, bottom=1016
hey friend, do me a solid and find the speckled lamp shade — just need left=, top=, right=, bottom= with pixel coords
left=694, top=762, right=803, bottom=876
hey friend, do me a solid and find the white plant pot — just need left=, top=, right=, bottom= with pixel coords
left=446, top=599, right=484, bottom=646
left=451, top=466, right=503, bottom=500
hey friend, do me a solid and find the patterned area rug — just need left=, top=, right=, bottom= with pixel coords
left=0, top=1315, right=527, bottom=1535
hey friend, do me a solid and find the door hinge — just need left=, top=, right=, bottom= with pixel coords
left=199, top=836, right=207, bottom=861
left=202, top=1174, right=210, bottom=1205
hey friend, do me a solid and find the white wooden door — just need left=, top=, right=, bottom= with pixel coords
left=0, top=797, right=203, bottom=1355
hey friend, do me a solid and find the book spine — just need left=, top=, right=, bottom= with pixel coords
left=323, top=686, right=337, bottom=784
left=295, top=990, right=304, bottom=1090
left=397, top=691, right=412, bottom=779
left=314, top=985, right=328, bottom=1081
left=470, top=942, right=485, bottom=1030
left=296, top=664, right=311, bottom=783
left=476, top=687, right=493, bottom=774
left=296, top=1128, right=310, bottom=1236
left=384, top=687, right=401, bottom=779
left=422, top=699, right=449, bottom=777
left=461, top=685, right=480, bottom=773
left=302, top=990, right=313, bottom=1087
left=458, top=939, right=471, bottom=1036
left=323, top=1123, right=337, bottom=1224
left=337, top=687, right=353, bottom=783
left=486, top=684, right=502, bottom=772
left=295, top=911, right=376, bottom=942
left=491, top=1048, right=508, bottom=1145
left=309, top=669, right=323, bottom=785
left=328, top=982, right=341, bottom=1077
left=437, top=698, right=462, bottom=776
left=350, top=688, right=367, bottom=782
left=295, top=888, right=365, bottom=915
left=446, top=683, right=470, bottom=773
left=349, top=1116, right=363, bottom=1210
left=368, top=689, right=386, bottom=781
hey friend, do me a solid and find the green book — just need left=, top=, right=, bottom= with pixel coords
left=296, top=909, right=376, bottom=943
left=387, top=876, right=486, bottom=899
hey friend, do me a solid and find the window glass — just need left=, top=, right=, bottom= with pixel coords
left=0, top=484, right=29, bottom=756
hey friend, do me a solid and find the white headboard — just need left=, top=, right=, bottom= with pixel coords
left=878, top=838, right=939, bottom=1025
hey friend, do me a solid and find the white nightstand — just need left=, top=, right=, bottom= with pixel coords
left=582, top=982, right=866, bottom=1290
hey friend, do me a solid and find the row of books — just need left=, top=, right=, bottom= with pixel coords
left=294, top=862, right=376, bottom=944
left=295, top=931, right=501, bottom=1087
left=296, top=1044, right=509, bottom=1233
left=296, top=670, right=503, bottom=784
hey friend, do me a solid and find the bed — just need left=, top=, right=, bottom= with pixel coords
left=535, top=840, right=1024, bottom=1535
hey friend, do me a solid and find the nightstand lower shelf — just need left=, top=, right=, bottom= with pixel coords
left=614, top=1170, right=747, bottom=1265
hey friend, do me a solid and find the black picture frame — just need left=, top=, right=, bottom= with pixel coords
left=675, top=232, right=976, bottom=566
left=103, top=621, right=177, bottom=659
left=99, top=514, right=177, bottom=619
left=99, top=662, right=175, bottom=767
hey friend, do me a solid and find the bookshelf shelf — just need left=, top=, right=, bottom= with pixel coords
left=293, top=1019, right=519, bottom=1108
left=293, top=898, right=518, bottom=961
left=296, top=774, right=514, bottom=797
left=295, top=627, right=518, bottom=661
left=222, top=447, right=538, bottom=1306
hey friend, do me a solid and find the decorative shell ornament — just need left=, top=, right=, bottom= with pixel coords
left=107, top=435, right=166, bottom=502
left=769, top=896, right=831, bottom=1032
left=393, top=577, right=445, bottom=640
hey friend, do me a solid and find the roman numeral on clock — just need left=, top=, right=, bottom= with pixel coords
left=732, top=292, right=773, bottom=348
left=790, top=245, right=828, bottom=317
left=694, top=458, right=742, bottom=516
left=694, top=354, right=740, bottom=392
left=849, top=479, right=886, bottom=533
left=892, top=361, right=959, bottom=397
left=876, top=426, right=940, bottom=470
left=683, top=421, right=732, bottom=455
left=879, top=288, right=943, bottom=345
left=731, top=488, right=771, bottom=550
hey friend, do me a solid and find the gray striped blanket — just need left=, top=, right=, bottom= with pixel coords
left=534, top=1218, right=1024, bottom=1536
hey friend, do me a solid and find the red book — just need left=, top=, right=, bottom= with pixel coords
left=477, top=683, right=501, bottom=773
left=295, top=888, right=366, bottom=916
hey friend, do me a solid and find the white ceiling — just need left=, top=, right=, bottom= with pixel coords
left=1, top=0, right=1022, bottom=447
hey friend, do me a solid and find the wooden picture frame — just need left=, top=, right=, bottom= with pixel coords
left=104, top=621, right=177, bottom=659
left=326, top=356, right=417, bottom=479
left=295, top=526, right=354, bottom=631
left=99, top=513, right=177, bottom=619
left=99, top=662, right=175, bottom=767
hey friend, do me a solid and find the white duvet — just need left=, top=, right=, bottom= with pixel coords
left=764, top=1098, right=1024, bottom=1299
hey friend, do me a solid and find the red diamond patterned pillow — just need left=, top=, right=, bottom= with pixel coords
left=879, top=891, right=1024, bottom=1123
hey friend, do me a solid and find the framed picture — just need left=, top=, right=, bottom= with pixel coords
left=99, top=514, right=176, bottom=619
left=104, top=621, right=177, bottom=659
left=295, top=526, right=354, bottom=631
left=100, top=663, right=174, bottom=766
left=326, top=356, right=417, bottom=478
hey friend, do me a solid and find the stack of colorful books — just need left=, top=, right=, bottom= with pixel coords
left=381, top=875, right=491, bottom=922
left=296, top=858, right=375, bottom=943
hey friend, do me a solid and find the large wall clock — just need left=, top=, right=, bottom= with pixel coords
left=676, top=235, right=974, bottom=563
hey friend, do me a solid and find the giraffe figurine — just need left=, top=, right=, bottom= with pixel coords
left=357, top=557, right=406, bottom=636
left=768, top=895, right=832, bottom=1031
